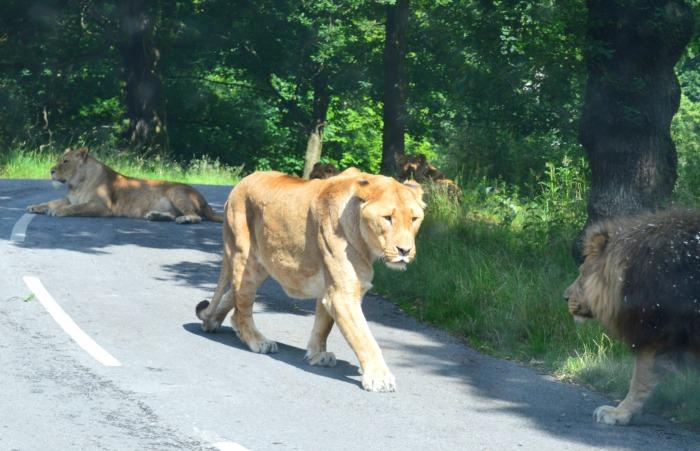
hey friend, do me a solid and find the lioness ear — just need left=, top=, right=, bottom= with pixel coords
left=403, top=180, right=426, bottom=209
left=355, top=178, right=371, bottom=201
left=63, top=147, right=72, bottom=155
left=76, top=147, right=90, bottom=161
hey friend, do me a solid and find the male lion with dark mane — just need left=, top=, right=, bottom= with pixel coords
left=196, top=168, right=425, bottom=392
left=26, top=147, right=222, bottom=223
left=565, top=209, right=700, bottom=425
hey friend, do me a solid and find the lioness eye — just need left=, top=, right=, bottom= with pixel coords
left=62, top=159, right=68, bottom=164
left=383, top=215, right=392, bottom=224
left=412, top=217, right=419, bottom=223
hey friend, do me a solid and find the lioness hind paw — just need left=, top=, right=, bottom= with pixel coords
left=175, top=214, right=202, bottom=224
left=305, top=351, right=337, bottom=367
left=145, top=211, right=175, bottom=221
left=593, top=405, right=632, bottom=426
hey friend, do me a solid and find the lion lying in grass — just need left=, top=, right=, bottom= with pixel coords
left=26, top=147, right=222, bottom=223
left=196, top=168, right=425, bottom=392
left=565, top=209, right=700, bottom=425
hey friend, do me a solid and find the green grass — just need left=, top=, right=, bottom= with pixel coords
left=373, top=172, right=700, bottom=428
left=0, top=147, right=242, bottom=185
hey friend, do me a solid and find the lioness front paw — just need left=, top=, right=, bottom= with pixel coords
left=247, top=338, right=278, bottom=354
left=26, top=204, right=47, bottom=214
left=305, top=351, right=337, bottom=367
left=361, top=366, right=396, bottom=392
left=46, top=207, right=67, bottom=217
left=594, top=405, right=632, bottom=425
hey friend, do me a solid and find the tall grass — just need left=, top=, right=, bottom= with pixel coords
left=0, top=146, right=242, bottom=186
left=374, top=157, right=700, bottom=427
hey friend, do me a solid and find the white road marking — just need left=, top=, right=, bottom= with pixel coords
left=213, top=442, right=251, bottom=451
left=11, top=213, right=35, bottom=242
left=22, top=276, right=122, bottom=367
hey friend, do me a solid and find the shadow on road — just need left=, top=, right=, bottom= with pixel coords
left=182, top=322, right=362, bottom=389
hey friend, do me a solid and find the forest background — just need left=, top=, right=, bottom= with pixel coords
left=2, top=0, right=700, bottom=427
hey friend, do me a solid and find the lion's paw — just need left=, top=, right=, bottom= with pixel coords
left=46, top=207, right=66, bottom=217
left=361, top=366, right=396, bottom=392
left=145, top=211, right=174, bottom=221
left=26, top=204, right=46, bottom=214
left=175, top=214, right=202, bottom=224
left=248, top=338, right=278, bottom=354
left=594, top=405, right=632, bottom=426
left=305, top=351, right=337, bottom=367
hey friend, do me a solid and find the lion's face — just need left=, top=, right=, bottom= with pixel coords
left=564, top=229, right=609, bottom=323
left=309, top=163, right=339, bottom=180
left=51, top=147, right=89, bottom=185
left=396, top=155, right=428, bottom=181
left=357, top=179, right=425, bottom=271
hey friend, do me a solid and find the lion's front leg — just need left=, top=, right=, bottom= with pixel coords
left=594, top=350, right=658, bottom=425
left=48, top=200, right=110, bottom=217
left=327, top=293, right=395, bottom=392
left=27, top=198, right=68, bottom=214
left=305, top=298, right=337, bottom=367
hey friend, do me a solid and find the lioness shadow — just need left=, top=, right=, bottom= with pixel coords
left=181, top=323, right=362, bottom=388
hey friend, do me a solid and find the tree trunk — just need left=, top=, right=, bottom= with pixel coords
left=302, top=73, right=330, bottom=179
left=576, top=0, right=693, bottom=259
left=119, top=0, right=168, bottom=152
left=381, top=0, right=409, bottom=176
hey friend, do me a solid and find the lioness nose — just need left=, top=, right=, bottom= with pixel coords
left=50, top=169, right=56, bottom=175
left=396, top=246, right=411, bottom=256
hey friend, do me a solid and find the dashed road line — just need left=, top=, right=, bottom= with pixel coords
left=213, top=442, right=251, bottom=451
left=22, top=275, right=122, bottom=367
left=11, top=213, right=35, bottom=242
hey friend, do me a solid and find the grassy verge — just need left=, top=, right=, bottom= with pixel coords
left=373, top=172, right=700, bottom=427
left=0, top=147, right=242, bottom=185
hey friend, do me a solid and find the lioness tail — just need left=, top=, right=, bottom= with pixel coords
left=202, top=204, right=224, bottom=222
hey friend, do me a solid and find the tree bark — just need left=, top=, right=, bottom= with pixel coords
left=381, top=0, right=409, bottom=176
left=119, top=0, right=168, bottom=152
left=579, top=0, right=693, bottom=225
left=302, top=73, right=330, bottom=179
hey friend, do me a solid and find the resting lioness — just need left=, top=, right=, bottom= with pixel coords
left=196, top=168, right=425, bottom=392
left=26, top=147, right=222, bottom=223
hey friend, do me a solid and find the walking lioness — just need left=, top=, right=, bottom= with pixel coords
left=196, top=168, right=425, bottom=392
left=26, top=147, right=222, bottom=223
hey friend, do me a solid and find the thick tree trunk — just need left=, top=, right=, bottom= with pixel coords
left=302, top=73, right=330, bottom=179
left=580, top=0, right=693, bottom=225
left=119, top=0, right=168, bottom=152
left=381, top=0, right=409, bottom=176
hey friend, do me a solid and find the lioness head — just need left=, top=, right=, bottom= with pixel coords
left=564, top=224, right=611, bottom=323
left=51, top=147, right=90, bottom=185
left=355, top=177, right=425, bottom=271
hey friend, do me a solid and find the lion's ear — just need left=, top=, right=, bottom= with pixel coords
left=76, top=147, right=90, bottom=161
left=63, top=147, right=72, bottom=155
left=584, top=229, right=609, bottom=258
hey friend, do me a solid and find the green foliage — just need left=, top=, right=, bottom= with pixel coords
left=672, top=95, right=700, bottom=201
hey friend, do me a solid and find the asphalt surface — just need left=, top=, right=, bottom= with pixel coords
left=1, top=179, right=699, bottom=451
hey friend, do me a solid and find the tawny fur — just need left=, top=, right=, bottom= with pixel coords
left=26, top=147, right=222, bottom=223
left=196, top=168, right=426, bottom=392
left=565, top=209, right=700, bottom=425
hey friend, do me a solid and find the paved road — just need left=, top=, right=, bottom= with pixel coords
left=1, top=179, right=699, bottom=451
